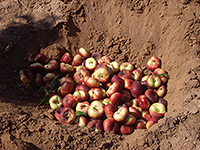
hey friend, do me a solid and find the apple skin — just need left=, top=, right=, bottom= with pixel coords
left=73, top=90, right=89, bottom=102
left=106, top=82, right=123, bottom=97
left=104, top=103, right=116, bottom=118
left=141, top=110, right=152, bottom=121
left=158, top=98, right=167, bottom=107
left=102, top=98, right=112, bottom=106
left=85, top=57, right=97, bottom=71
left=60, top=52, right=71, bottom=63
left=35, top=73, right=44, bottom=87
left=155, top=84, right=166, bottom=97
left=60, top=63, right=74, bottom=74
left=123, top=114, right=136, bottom=126
left=75, top=84, right=89, bottom=92
left=76, top=101, right=90, bottom=114
left=88, top=88, right=103, bottom=101
left=92, top=67, right=110, bottom=83
left=73, top=116, right=88, bottom=127
left=97, top=55, right=112, bottom=64
left=124, top=79, right=134, bottom=91
left=44, top=60, right=58, bottom=72
left=29, top=62, right=43, bottom=72
left=129, top=106, right=141, bottom=119
left=79, top=47, right=90, bottom=58
left=83, top=75, right=100, bottom=88
left=121, top=90, right=131, bottom=99
left=35, top=53, right=49, bottom=64
left=132, top=69, right=143, bottom=81
left=121, top=95, right=131, bottom=107
left=87, top=101, right=104, bottom=119
left=62, top=94, right=76, bottom=108
left=19, top=69, right=33, bottom=84
left=147, top=75, right=161, bottom=89
left=113, top=106, right=129, bottom=122
left=49, top=95, right=63, bottom=110
left=87, top=119, right=103, bottom=132
left=146, top=116, right=159, bottom=129
left=43, top=73, right=56, bottom=83
left=130, top=81, right=143, bottom=98
left=73, top=68, right=90, bottom=84
left=153, top=68, right=168, bottom=83
left=118, top=70, right=133, bottom=80
left=110, top=92, right=122, bottom=106
left=59, top=76, right=74, bottom=86
left=58, top=81, right=74, bottom=96
left=138, top=95, right=150, bottom=110
left=103, top=118, right=119, bottom=133
left=72, top=54, right=83, bottom=66
left=59, top=107, right=76, bottom=124
left=146, top=56, right=161, bottom=71
left=120, top=125, right=134, bottom=135
left=134, top=119, right=146, bottom=129
left=110, top=61, right=120, bottom=73
left=120, top=62, right=134, bottom=72
left=75, top=65, right=86, bottom=72
left=111, top=74, right=124, bottom=86
left=149, top=103, right=166, bottom=118
left=91, top=52, right=102, bottom=61
left=55, top=107, right=65, bottom=121
left=145, top=89, right=159, bottom=103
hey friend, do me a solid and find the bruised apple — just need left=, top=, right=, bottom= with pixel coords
left=62, top=94, right=76, bottom=108
left=59, top=107, right=76, bottom=124
left=19, top=69, right=33, bottom=84
left=103, top=118, right=119, bottom=133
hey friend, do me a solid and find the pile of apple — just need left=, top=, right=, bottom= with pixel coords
left=19, top=47, right=169, bottom=135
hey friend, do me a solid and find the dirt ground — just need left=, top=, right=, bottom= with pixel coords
left=0, top=0, right=200, bottom=149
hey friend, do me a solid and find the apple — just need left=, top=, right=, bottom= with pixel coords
left=35, top=53, right=49, bottom=64
left=74, top=116, right=88, bottom=126
left=100, top=87, right=106, bottom=98
left=146, top=116, right=159, bottom=129
left=59, top=107, right=76, bottom=124
left=79, top=47, right=90, bottom=58
left=129, top=106, right=141, bottom=119
left=147, top=75, right=161, bottom=89
left=134, top=119, right=146, bottom=129
left=146, top=56, right=161, bottom=71
left=118, top=70, right=133, bottom=80
left=120, top=62, right=134, bottom=71
left=75, top=84, right=89, bottom=92
left=92, top=67, right=110, bottom=83
left=145, top=89, right=159, bottom=103
left=110, top=92, right=122, bottom=106
left=130, top=81, right=143, bottom=98
left=110, top=61, right=120, bottom=73
left=106, top=82, right=122, bottom=97
left=106, top=64, right=115, bottom=75
left=141, top=110, right=151, bottom=121
left=141, top=80, right=152, bottom=91
left=121, top=95, right=131, bottom=107
left=155, top=84, right=166, bottom=97
left=87, top=101, right=104, bottom=119
left=55, top=107, right=65, bottom=121
left=85, top=57, right=97, bottom=70
left=49, top=95, right=63, bottom=110
left=113, top=106, right=129, bottom=122
left=153, top=68, right=169, bottom=83
left=83, top=75, right=100, bottom=88
left=73, top=68, right=90, bottom=84
left=58, top=81, right=74, bottom=96
left=60, top=52, right=71, bottom=63
left=44, top=60, right=58, bottom=72
left=132, top=69, right=143, bottom=81
left=75, top=65, right=86, bottom=72
left=72, top=54, right=83, bottom=66
left=121, top=90, right=131, bottom=99
left=76, top=101, right=90, bottom=114
left=19, top=69, right=33, bottom=84
left=89, top=88, right=103, bottom=101
left=124, top=79, right=134, bottom=91
left=103, top=118, right=119, bottom=133
left=103, top=82, right=112, bottom=90
left=35, top=73, right=44, bottom=87
left=59, top=76, right=74, bottom=86
left=141, top=75, right=148, bottom=82
left=102, top=98, right=112, bottom=106
left=158, top=98, right=167, bottom=107
left=120, top=125, right=134, bottom=135
left=111, top=74, right=124, bottom=86
left=87, top=119, right=103, bottom=132
left=60, top=63, right=74, bottom=74
left=123, top=114, right=136, bottom=126
left=104, top=103, right=116, bottom=118
left=97, top=55, right=112, bottom=64
left=149, top=103, right=166, bottom=118
left=131, top=98, right=138, bottom=108
left=29, top=62, right=43, bottom=72
left=91, top=52, right=102, bottom=61
left=138, top=95, right=150, bottom=110
left=73, top=90, right=89, bottom=102
left=43, top=73, right=56, bottom=83
left=62, top=94, right=76, bottom=108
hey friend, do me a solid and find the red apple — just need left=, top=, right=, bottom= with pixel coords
left=111, top=74, right=124, bottom=85
left=76, top=101, right=90, bottom=114
left=129, top=106, right=141, bottom=119
left=55, top=107, right=65, bottom=121
left=130, top=81, right=143, bottom=98
left=113, top=106, right=129, bottom=122
left=58, top=81, right=74, bottom=96
left=110, top=61, right=120, bottom=73
left=92, top=67, right=110, bottom=83
left=110, top=92, right=122, bottom=106
left=121, top=90, right=131, bottom=99
left=79, top=47, right=90, bottom=58
left=87, top=119, right=103, bottom=132
left=121, top=95, right=131, bottom=107
left=134, top=119, right=146, bottom=129
left=100, top=87, right=106, bottom=98
left=43, top=73, right=56, bottom=83
left=75, top=84, right=89, bottom=92
left=35, top=53, right=49, bottom=64
left=35, top=73, right=44, bottom=87
left=102, top=98, right=112, bottom=106
left=123, top=114, right=136, bottom=126
left=106, top=82, right=122, bottom=97
left=118, top=70, right=133, bottom=80
left=60, top=52, right=71, bottom=63
left=83, top=75, right=100, bottom=88
left=85, top=57, right=97, bottom=70
left=73, top=90, right=89, bottom=102
left=59, top=107, right=76, bottom=124
left=91, top=52, right=102, bottom=61
left=149, top=103, right=166, bottom=118
left=120, top=125, right=134, bottom=135
left=75, top=65, right=86, bottom=72
left=88, top=88, right=103, bottom=101
left=146, top=116, right=159, bottom=129
left=158, top=98, right=167, bottom=107
left=155, top=84, right=166, bottom=97
left=106, top=64, right=115, bottom=75
left=29, top=62, right=43, bottom=72
left=62, top=94, right=76, bottom=108
left=60, top=63, right=74, bottom=74
left=141, top=110, right=151, bottom=121
left=87, top=101, right=104, bottom=119
left=72, top=54, right=83, bottom=66
left=44, top=60, right=58, bottom=72
left=138, top=95, right=150, bottom=110
left=73, top=68, right=90, bottom=84
left=124, top=79, right=134, bottom=91
left=97, top=55, right=112, bottom=64
left=132, top=69, right=143, bottom=81
left=120, top=62, right=134, bottom=71
left=59, top=76, right=74, bottom=86
left=104, top=103, right=116, bottom=118
left=103, top=118, right=119, bottom=133
left=19, top=69, right=33, bottom=84
left=147, top=75, right=161, bottom=89
left=74, top=116, right=88, bottom=126
left=49, top=95, right=63, bottom=110
left=153, top=68, right=169, bottom=84
left=146, top=56, right=161, bottom=71
left=145, top=89, right=159, bottom=103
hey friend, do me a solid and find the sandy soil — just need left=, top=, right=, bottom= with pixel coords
left=0, top=0, right=200, bottom=149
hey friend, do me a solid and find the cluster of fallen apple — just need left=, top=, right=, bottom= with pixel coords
left=19, top=48, right=170, bottom=135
